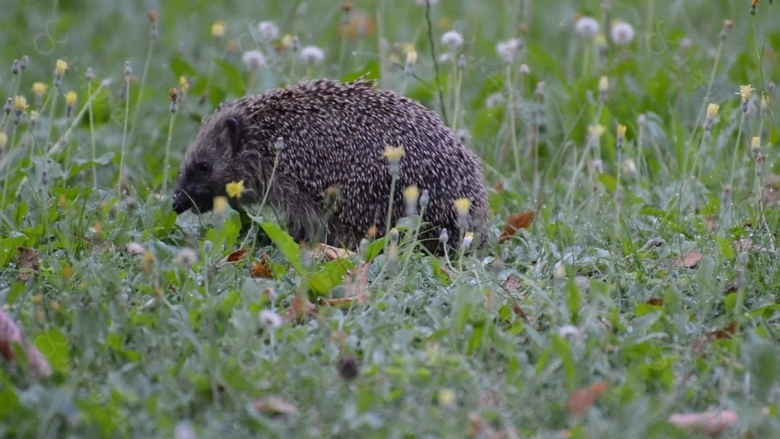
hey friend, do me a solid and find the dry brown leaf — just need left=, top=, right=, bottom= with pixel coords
left=311, top=243, right=356, bottom=261
left=320, top=294, right=371, bottom=308
left=668, top=410, right=740, bottom=436
left=0, top=309, right=52, bottom=379
left=253, top=395, right=299, bottom=416
left=216, top=248, right=248, bottom=268
left=16, top=247, right=39, bottom=282
left=283, top=295, right=317, bottom=322
left=568, top=381, right=609, bottom=417
left=674, top=251, right=703, bottom=269
left=499, top=211, right=536, bottom=243
left=250, top=254, right=273, bottom=279
left=647, top=297, right=664, bottom=306
left=511, top=302, right=529, bottom=322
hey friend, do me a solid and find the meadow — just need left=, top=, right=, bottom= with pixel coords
left=1, top=0, right=780, bottom=437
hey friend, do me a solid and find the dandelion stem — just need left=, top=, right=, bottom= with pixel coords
left=162, top=109, right=178, bottom=196
left=727, top=112, right=746, bottom=195
left=384, top=175, right=398, bottom=248
left=87, top=85, right=98, bottom=189
left=506, top=65, right=522, bottom=179
left=118, top=77, right=131, bottom=195
left=128, top=36, right=156, bottom=150
left=1, top=126, right=19, bottom=208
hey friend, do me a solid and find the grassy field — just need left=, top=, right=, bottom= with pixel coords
left=1, top=0, right=780, bottom=437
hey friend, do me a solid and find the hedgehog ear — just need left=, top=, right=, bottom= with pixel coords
left=224, top=116, right=243, bottom=155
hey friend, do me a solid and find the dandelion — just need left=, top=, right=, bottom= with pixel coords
left=55, top=59, right=67, bottom=76
left=404, top=50, right=417, bottom=74
left=257, top=20, right=280, bottom=42
left=519, top=63, right=530, bottom=75
left=226, top=180, right=245, bottom=198
left=19, top=55, right=28, bottom=71
left=300, top=46, right=324, bottom=65
left=461, top=232, right=474, bottom=250
left=557, top=325, right=581, bottom=338
left=11, top=59, right=20, bottom=75
left=761, top=94, right=770, bottom=115
left=438, top=53, right=453, bottom=64
left=242, top=50, right=266, bottom=72
left=454, top=197, right=471, bottom=231
left=12, top=95, right=27, bottom=125
left=174, top=247, right=198, bottom=268
left=280, top=34, right=294, bottom=49
left=259, top=309, right=283, bottom=330
left=751, top=136, right=761, bottom=158
left=403, top=185, right=419, bottom=216
left=169, top=87, right=179, bottom=113
left=213, top=195, right=228, bottom=214
left=588, top=124, right=605, bottom=141
left=274, top=136, right=285, bottom=151
left=420, top=189, right=430, bottom=209
left=589, top=159, right=604, bottom=173
left=31, top=82, right=47, bottom=107
left=598, top=75, right=609, bottom=101
left=65, top=91, right=77, bottom=118
left=179, top=76, right=190, bottom=95
left=496, top=38, right=521, bottom=64
left=622, top=158, right=637, bottom=178
left=704, top=103, right=719, bottom=131
left=616, top=124, right=627, bottom=149
left=737, top=85, right=754, bottom=113
left=610, top=21, right=635, bottom=45
left=384, top=145, right=404, bottom=176
left=575, top=16, right=600, bottom=38
left=438, top=388, right=456, bottom=408
left=211, top=21, right=226, bottom=39
left=441, top=30, right=463, bottom=52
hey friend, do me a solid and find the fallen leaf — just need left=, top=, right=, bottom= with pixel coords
left=710, top=321, right=737, bottom=340
left=0, top=309, right=52, bottom=379
left=511, top=302, right=529, bottom=322
left=668, top=409, right=740, bottom=436
left=320, top=294, right=371, bottom=308
left=16, top=247, right=39, bottom=282
left=568, top=381, right=609, bottom=417
left=250, top=254, right=273, bottom=279
left=283, top=295, right=317, bottom=322
left=647, top=297, right=664, bottom=306
left=253, top=396, right=299, bottom=416
left=342, top=264, right=370, bottom=298
left=216, top=248, right=248, bottom=268
left=673, top=251, right=703, bottom=269
left=499, top=211, right=536, bottom=243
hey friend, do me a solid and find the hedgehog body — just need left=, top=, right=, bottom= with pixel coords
left=172, top=79, right=490, bottom=254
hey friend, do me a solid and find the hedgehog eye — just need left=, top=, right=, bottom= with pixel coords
left=196, top=161, right=212, bottom=173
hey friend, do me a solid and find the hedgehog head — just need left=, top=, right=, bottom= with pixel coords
left=172, top=107, right=255, bottom=215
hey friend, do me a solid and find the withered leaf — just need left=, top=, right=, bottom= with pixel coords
left=250, top=254, right=273, bottom=279
left=313, top=243, right=357, bottom=261
left=216, top=248, right=248, bottom=268
left=568, top=381, right=609, bottom=417
left=673, top=251, right=703, bottom=269
left=253, top=396, right=299, bottom=416
left=283, top=295, right=317, bottom=322
left=646, top=297, right=664, bottom=306
left=499, top=211, right=536, bottom=243
left=16, top=247, right=39, bottom=282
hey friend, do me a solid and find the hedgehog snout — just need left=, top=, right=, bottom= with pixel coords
left=172, top=188, right=193, bottom=214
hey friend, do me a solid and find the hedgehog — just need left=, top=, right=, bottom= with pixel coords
left=171, top=78, right=490, bottom=254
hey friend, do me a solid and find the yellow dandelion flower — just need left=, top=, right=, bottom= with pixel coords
left=761, top=94, right=770, bottom=111
left=751, top=136, right=761, bottom=152
left=179, top=76, right=190, bottom=95
left=588, top=124, right=605, bottom=138
left=389, top=53, right=400, bottom=65
left=598, top=76, right=609, bottom=92
left=211, top=21, right=226, bottom=38
left=616, top=124, right=627, bottom=139
left=595, top=32, right=607, bottom=46
left=12, top=96, right=28, bottom=111
left=280, top=34, right=294, bottom=48
left=383, top=145, right=405, bottom=163
left=454, top=197, right=471, bottom=215
left=438, top=388, right=456, bottom=408
left=706, top=103, right=720, bottom=119
left=213, top=195, right=228, bottom=213
left=403, top=43, right=415, bottom=54
left=30, top=111, right=40, bottom=123
left=403, top=185, right=419, bottom=203
left=737, top=84, right=753, bottom=103
left=405, top=50, right=418, bottom=66
left=31, top=82, right=48, bottom=97
left=226, top=180, right=245, bottom=198
left=55, top=59, right=68, bottom=76
left=65, top=91, right=77, bottom=107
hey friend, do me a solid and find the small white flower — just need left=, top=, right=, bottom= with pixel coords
left=557, top=325, right=582, bottom=339
left=259, top=309, right=283, bottom=330
left=242, top=50, right=266, bottom=72
left=438, top=53, right=453, bottom=64
left=441, top=30, right=464, bottom=52
left=126, top=242, right=145, bottom=256
left=300, top=46, right=325, bottom=65
left=610, top=21, right=635, bottom=45
left=496, top=38, right=521, bottom=64
left=575, top=16, right=600, bottom=38
left=174, top=248, right=198, bottom=268
left=519, top=63, right=530, bottom=75
left=257, top=20, right=279, bottom=42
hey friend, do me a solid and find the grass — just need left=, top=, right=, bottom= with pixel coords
left=1, top=0, right=780, bottom=437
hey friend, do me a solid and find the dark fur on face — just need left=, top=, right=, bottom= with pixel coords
left=172, top=111, right=258, bottom=215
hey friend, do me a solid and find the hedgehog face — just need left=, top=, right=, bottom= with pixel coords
left=172, top=113, right=247, bottom=215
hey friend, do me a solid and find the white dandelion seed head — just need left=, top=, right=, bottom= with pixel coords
left=126, top=242, right=145, bottom=256
left=257, top=21, right=280, bottom=42
left=519, top=63, right=530, bottom=75
left=300, top=46, right=325, bottom=65
left=438, top=53, right=453, bottom=64
left=441, top=30, right=464, bottom=52
left=259, top=309, right=283, bottom=330
left=496, top=38, right=521, bottom=64
left=174, top=248, right=198, bottom=268
left=610, top=21, right=635, bottom=45
left=242, top=50, right=266, bottom=72
left=575, top=16, right=600, bottom=38
left=557, top=325, right=582, bottom=339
